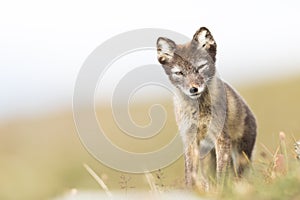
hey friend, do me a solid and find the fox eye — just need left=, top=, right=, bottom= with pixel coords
left=197, top=64, right=208, bottom=73
left=199, top=64, right=208, bottom=69
left=174, top=71, right=184, bottom=76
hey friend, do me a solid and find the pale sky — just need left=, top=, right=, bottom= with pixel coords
left=1, top=0, right=300, bottom=120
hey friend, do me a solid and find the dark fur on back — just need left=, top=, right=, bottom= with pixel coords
left=156, top=27, right=257, bottom=190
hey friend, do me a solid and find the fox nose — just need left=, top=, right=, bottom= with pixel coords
left=189, top=87, right=198, bottom=94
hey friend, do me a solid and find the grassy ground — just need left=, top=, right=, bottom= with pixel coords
left=0, top=76, right=300, bottom=199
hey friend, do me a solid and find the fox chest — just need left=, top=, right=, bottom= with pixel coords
left=174, top=100, right=211, bottom=139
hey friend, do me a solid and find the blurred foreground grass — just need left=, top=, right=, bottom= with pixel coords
left=0, top=76, right=300, bottom=199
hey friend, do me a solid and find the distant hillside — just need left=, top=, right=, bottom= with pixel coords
left=237, top=76, right=300, bottom=150
left=0, top=76, right=300, bottom=200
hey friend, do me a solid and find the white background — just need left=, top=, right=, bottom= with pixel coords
left=1, top=0, right=300, bottom=120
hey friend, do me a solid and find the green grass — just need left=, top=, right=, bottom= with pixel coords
left=219, top=131, right=300, bottom=200
left=0, top=76, right=300, bottom=199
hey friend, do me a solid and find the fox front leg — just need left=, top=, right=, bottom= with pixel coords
left=184, top=139, right=210, bottom=191
left=184, top=138, right=199, bottom=187
left=215, top=133, right=231, bottom=189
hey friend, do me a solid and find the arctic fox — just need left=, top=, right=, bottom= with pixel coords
left=156, top=27, right=257, bottom=190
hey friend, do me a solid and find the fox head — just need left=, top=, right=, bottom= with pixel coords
left=156, top=27, right=217, bottom=99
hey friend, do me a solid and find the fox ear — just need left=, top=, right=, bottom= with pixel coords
left=193, top=27, right=217, bottom=59
left=156, top=37, right=176, bottom=64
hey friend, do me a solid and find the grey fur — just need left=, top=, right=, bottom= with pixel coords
left=156, top=27, right=257, bottom=190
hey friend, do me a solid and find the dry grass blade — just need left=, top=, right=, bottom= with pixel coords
left=144, top=172, right=160, bottom=194
left=279, top=132, right=289, bottom=171
left=273, top=146, right=280, bottom=160
left=83, top=163, right=112, bottom=198
left=260, top=143, right=274, bottom=157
